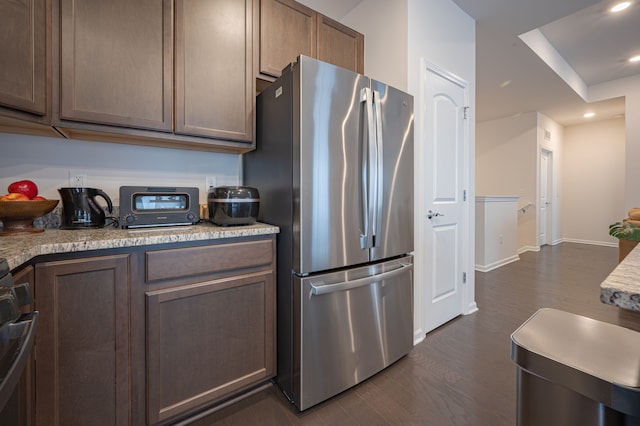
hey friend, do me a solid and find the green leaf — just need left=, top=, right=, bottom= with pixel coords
left=609, top=221, right=640, bottom=240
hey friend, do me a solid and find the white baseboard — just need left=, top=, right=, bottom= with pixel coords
left=464, top=301, right=478, bottom=315
left=560, top=238, right=617, bottom=247
left=518, top=245, right=540, bottom=254
left=475, top=254, right=520, bottom=272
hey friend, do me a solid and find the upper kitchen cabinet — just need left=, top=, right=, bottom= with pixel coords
left=259, top=0, right=316, bottom=78
left=316, top=14, right=364, bottom=75
left=175, top=0, right=255, bottom=142
left=0, top=0, right=47, bottom=116
left=258, top=0, right=364, bottom=80
left=53, top=0, right=256, bottom=153
left=0, top=0, right=59, bottom=137
left=57, top=0, right=173, bottom=131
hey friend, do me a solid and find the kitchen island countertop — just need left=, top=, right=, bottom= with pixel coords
left=601, top=242, right=640, bottom=311
left=0, top=222, right=279, bottom=270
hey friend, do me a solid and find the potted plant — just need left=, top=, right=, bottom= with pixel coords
left=609, top=221, right=640, bottom=262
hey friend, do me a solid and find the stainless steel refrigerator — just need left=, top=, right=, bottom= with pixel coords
left=244, top=55, right=414, bottom=411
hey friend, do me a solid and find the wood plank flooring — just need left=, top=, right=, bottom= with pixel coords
left=191, top=243, right=639, bottom=425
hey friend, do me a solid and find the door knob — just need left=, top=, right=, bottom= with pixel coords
left=427, top=210, right=443, bottom=219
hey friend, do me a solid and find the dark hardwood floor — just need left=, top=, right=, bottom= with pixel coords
left=191, top=243, right=639, bottom=425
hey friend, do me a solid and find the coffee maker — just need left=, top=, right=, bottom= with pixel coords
left=58, top=187, right=113, bottom=229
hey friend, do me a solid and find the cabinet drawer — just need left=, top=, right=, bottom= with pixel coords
left=146, top=239, right=273, bottom=282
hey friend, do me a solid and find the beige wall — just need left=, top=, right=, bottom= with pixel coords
left=625, top=89, right=640, bottom=211
left=562, top=117, right=625, bottom=245
left=476, top=113, right=538, bottom=250
left=342, top=0, right=408, bottom=92
left=589, top=75, right=640, bottom=213
left=0, top=133, right=241, bottom=205
left=477, top=114, right=624, bottom=248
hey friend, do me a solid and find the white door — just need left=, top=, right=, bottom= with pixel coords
left=539, top=149, right=552, bottom=246
left=422, top=64, right=468, bottom=333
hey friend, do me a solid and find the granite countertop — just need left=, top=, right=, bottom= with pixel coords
left=601, top=242, right=640, bottom=311
left=0, top=222, right=279, bottom=271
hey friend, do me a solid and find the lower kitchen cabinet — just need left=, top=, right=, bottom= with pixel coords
left=146, top=271, right=275, bottom=424
left=34, top=254, right=131, bottom=426
left=141, top=238, right=276, bottom=424
left=25, top=235, right=275, bottom=425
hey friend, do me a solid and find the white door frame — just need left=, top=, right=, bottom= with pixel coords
left=414, top=59, right=476, bottom=344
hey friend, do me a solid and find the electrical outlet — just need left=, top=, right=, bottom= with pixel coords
left=69, top=171, right=87, bottom=187
left=205, top=176, right=217, bottom=192
left=73, top=174, right=87, bottom=187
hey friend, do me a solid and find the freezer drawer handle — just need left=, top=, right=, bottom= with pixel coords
left=309, top=262, right=413, bottom=296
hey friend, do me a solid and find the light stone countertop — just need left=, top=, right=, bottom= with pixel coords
left=0, top=222, right=279, bottom=271
left=601, top=242, right=640, bottom=311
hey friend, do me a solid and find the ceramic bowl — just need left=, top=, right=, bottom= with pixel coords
left=0, top=199, right=59, bottom=235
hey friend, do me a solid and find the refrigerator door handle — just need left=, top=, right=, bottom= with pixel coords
left=309, top=262, right=413, bottom=296
left=372, top=89, right=384, bottom=247
left=360, top=87, right=376, bottom=250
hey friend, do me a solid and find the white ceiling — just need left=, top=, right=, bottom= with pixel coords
left=300, top=0, right=640, bottom=126
left=453, top=0, right=638, bottom=125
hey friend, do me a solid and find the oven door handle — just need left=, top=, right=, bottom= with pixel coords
left=309, top=263, right=413, bottom=296
left=0, top=311, right=39, bottom=412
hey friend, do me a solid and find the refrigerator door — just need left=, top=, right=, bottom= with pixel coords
left=296, top=57, right=371, bottom=275
left=369, top=80, right=414, bottom=261
left=294, top=256, right=414, bottom=410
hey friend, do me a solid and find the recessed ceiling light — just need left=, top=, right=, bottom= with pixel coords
left=584, top=112, right=595, bottom=118
left=630, top=55, right=640, bottom=62
left=611, top=2, right=631, bottom=12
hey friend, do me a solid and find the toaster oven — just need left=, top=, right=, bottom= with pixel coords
left=119, top=186, right=199, bottom=228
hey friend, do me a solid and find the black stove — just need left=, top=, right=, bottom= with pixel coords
left=0, top=258, right=38, bottom=418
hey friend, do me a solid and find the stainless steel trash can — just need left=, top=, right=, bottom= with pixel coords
left=511, top=308, right=640, bottom=426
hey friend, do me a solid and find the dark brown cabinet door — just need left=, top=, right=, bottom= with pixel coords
left=145, top=271, right=275, bottom=424
left=58, top=0, right=173, bottom=131
left=258, top=0, right=364, bottom=79
left=175, top=0, right=255, bottom=143
left=317, top=14, right=364, bottom=75
left=0, top=0, right=46, bottom=115
left=259, top=0, right=316, bottom=78
left=34, top=255, right=130, bottom=426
